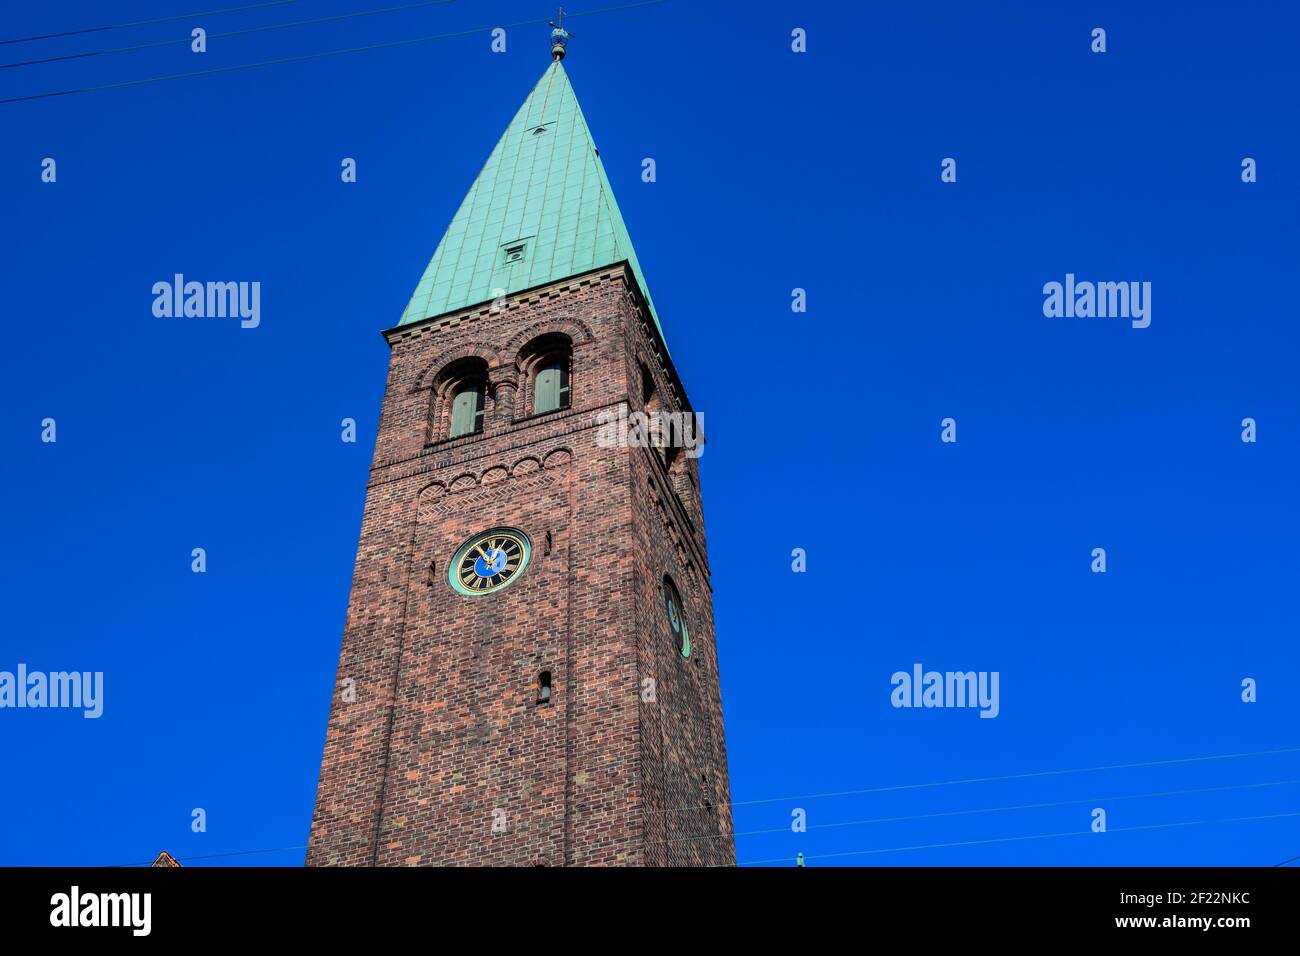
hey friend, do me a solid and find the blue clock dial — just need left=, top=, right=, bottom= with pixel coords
left=474, top=548, right=507, bottom=577
left=450, top=529, right=531, bottom=595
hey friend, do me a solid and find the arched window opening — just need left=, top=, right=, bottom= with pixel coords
left=533, top=359, right=570, bottom=414
left=641, top=365, right=669, bottom=467
left=519, top=333, right=574, bottom=418
left=450, top=382, right=485, bottom=437
left=669, top=447, right=697, bottom=518
left=431, top=356, right=490, bottom=442
left=640, top=363, right=656, bottom=407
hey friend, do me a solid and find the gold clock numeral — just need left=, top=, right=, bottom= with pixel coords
left=451, top=530, right=530, bottom=595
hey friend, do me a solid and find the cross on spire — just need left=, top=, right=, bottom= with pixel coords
left=549, top=5, right=572, bottom=60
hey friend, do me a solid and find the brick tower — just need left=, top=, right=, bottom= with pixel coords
left=306, top=37, right=734, bottom=866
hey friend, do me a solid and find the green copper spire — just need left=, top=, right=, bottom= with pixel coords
left=397, top=56, right=664, bottom=345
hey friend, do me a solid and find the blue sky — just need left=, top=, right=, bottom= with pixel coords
left=1, top=1, right=1297, bottom=866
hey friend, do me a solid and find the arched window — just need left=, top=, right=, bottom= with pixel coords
left=450, top=382, right=485, bottom=437
left=431, top=356, right=489, bottom=442
left=533, top=358, right=570, bottom=414
left=669, top=450, right=697, bottom=518
left=640, top=363, right=656, bottom=407
left=518, top=333, right=573, bottom=417
left=641, top=363, right=668, bottom=466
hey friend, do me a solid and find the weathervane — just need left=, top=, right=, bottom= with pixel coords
left=549, top=6, right=572, bottom=60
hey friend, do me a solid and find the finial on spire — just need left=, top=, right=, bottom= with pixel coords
left=549, top=6, right=572, bottom=60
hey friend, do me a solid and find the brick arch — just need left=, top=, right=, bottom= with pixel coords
left=511, top=456, right=542, bottom=477
left=503, top=317, right=595, bottom=368
left=635, top=346, right=684, bottom=420
left=417, top=480, right=448, bottom=500
left=509, top=321, right=593, bottom=418
left=542, top=447, right=573, bottom=470
left=415, top=342, right=506, bottom=392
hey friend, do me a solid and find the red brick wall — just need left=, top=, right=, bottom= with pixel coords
left=306, top=265, right=734, bottom=866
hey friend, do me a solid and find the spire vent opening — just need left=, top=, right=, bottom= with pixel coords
left=500, top=239, right=531, bottom=266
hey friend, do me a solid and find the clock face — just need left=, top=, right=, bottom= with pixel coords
left=663, top=577, right=691, bottom=658
left=450, top=529, right=531, bottom=596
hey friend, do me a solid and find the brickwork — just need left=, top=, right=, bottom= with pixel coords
left=306, top=265, right=734, bottom=866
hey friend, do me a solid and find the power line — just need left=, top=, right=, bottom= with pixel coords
left=643, top=744, right=1300, bottom=817
left=733, top=811, right=1300, bottom=866
left=1, top=0, right=305, bottom=46
left=0, top=0, right=669, bottom=106
left=113, top=844, right=309, bottom=867
left=100, top=778, right=1300, bottom=864
left=141, top=801, right=1299, bottom=866
left=1, top=0, right=457, bottom=71
left=663, top=777, right=1300, bottom=846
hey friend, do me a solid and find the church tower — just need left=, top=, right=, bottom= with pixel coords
left=307, top=32, right=734, bottom=866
